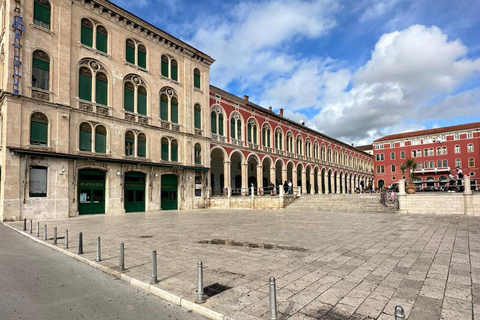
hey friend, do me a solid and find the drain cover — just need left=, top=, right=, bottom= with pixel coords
left=203, top=283, right=232, bottom=298
left=139, top=235, right=153, bottom=238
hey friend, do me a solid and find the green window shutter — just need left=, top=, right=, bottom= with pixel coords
left=275, top=133, right=278, bottom=149
left=95, top=78, right=108, bottom=105
left=211, top=112, right=216, bottom=134
left=161, top=143, right=169, bottom=161
left=138, top=50, right=146, bottom=68
left=171, top=102, right=178, bottom=123
left=237, top=120, right=242, bottom=140
left=124, top=86, right=134, bottom=112
left=219, top=115, right=224, bottom=135
left=79, top=73, right=92, bottom=101
left=137, top=140, right=146, bottom=158
left=230, top=118, right=235, bottom=138
left=30, top=121, right=48, bottom=145
left=160, top=98, right=168, bottom=120
left=95, top=132, right=106, bottom=153
left=137, top=92, right=147, bottom=115
left=171, top=145, right=178, bottom=162
left=253, top=126, right=257, bottom=144
left=262, top=128, right=265, bottom=146
left=161, top=60, right=169, bottom=77
left=171, top=65, right=178, bottom=81
left=268, top=131, right=271, bottom=147
left=80, top=130, right=92, bottom=151
left=194, top=73, right=200, bottom=88
left=194, top=109, right=201, bottom=129
left=96, top=32, right=107, bottom=53
left=247, top=124, right=251, bottom=142
left=125, top=138, right=134, bottom=156
left=81, top=25, right=93, bottom=47
left=126, top=44, right=135, bottom=64
left=33, top=58, right=49, bottom=70
left=34, top=3, right=50, bottom=24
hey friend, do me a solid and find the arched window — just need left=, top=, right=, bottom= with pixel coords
left=429, top=148, right=434, bottom=156
left=436, top=147, right=441, bottom=155
left=262, top=124, right=271, bottom=147
left=247, top=119, right=258, bottom=144
left=327, top=147, right=332, bottom=162
left=34, top=0, right=51, bottom=30
left=171, top=139, right=178, bottom=162
left=469, top=158, right=475, bottom=167
left=161, top=138, right=169, bottom=161
left=194, top=143, right=201, bottom=165
left=30, top=112, right=48, bottom=146
left=160, top=55, right=178, bottom=81
left=125, top=131, right=135, bottom=156
left=455, top=145, right=460, bottom=154
left=305, top=140, right=310, bottom=157
left=95, top=126, right=106, bottom=153
left=412, top=150, right=416, bottom=157
left=392, top=164, right=396, bottom=173
left=424, top=148, right=428, bottom=156
left=160, top=87, right=178, bottom=123
left=390, top=152, right=395, bottom=160
left=230, top=113, right=242, bottom=140
left=468, top=144, right=474, bottom=152
left=126, top=39, right=136, bottom=64
left=296, top=137, right=302, bottom=155
left=32, top=50, right=50, bottom=90
left=437, top=160, right=442, bottom=168
left=400, top=150, right=405, bottom=159
left=286, top=133, right=293, bottom=153
left=194, top=104, right=201, bottom=129
left=171, top=60, right=178, bottom=81
left=194, top=69, right=201, bottom=89
left=96, top=26, right=108, bottom=53
left=321, top=145, right=325, bottom=160
left=455, top=158, right=461, bottom=168
left=125, top=39, right=147, bottom=68
left=137, top=133, right=146, bottom=158
left=275, top=128, right=283, bottom=151
left=443, top=160, right=448, bottom=167
left=210, top=106, right=224, bottom=135
left=161, top=55, right=169, bottom=77
left=78, top=59, right=109, bottom=105
left=81, top=19, right=94, bottom=47
left=424, top=161, right=429, bottom=169
left=442, top=146, right=447, bottom=155
left=124, top=75, right=148, bottom=115
left=138, top=45, right=147, bottom=69
left=79, top=122, right=92, bottom=151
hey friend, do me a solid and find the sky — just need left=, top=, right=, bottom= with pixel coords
left=111, top=0, right=480, bottom=145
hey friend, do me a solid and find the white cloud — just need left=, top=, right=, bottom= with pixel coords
left=360, top=0, right=400, bottom=22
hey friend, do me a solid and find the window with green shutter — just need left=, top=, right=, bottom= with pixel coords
left=171, top=60, right=178, bottom=81
left=219, top=114, right=224, bottom=135
left=253, top=125, right=257, bottom=144
left=126, top=39, right=135, bottom=64
left=138, top=45, right=147, bottom=69
left=34, top=0, right=50, bottom=29
left=79, top=123, right=92, bottom=151
left=137, top=87, right=147, bottom=115
left=32, top=51, right=50, bottom=90
left=124, top=82, right=134, bottom=112
left=171, top=140, right=178, bottom=162
left=125, top=131, right=134, bottom=156
left=95, top=126, right=106, bottom=153
left=262, top=128, right=265, bottom=146
left=267, top=130, right=271, bottom=147
left=194, top=144, right=201, bottom=165
left=161, top=139, right=169, bottom=161
left=81, top=19, right=94, bottom=47
left=160, top=94, right=168, bottom=121
left=194, top=105, right=201, bottom=129
left=79, top=67, right=92, bottom=101
left=230, top=118, right=235, bottom=138
left=161, top=55, right=169, bottom=77
left=96, top=26, right=108, bottom=53
left=95, top=73, right=108, bottom=106
left=247, top=123, right=252, bottom=142
left=194, top=69, right=201, bottom=88
left=211, top=112, right=217, bottom=134
left=171, top=98, right=178, bottom=123
left=30, top=114, right=48, bottom=146
left=137, top=134, right=146, bottom=158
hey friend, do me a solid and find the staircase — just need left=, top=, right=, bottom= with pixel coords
left=286, top=194, right=398, bottom=214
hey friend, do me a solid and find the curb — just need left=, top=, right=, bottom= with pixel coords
left=2, top=222, right=226, bottom=320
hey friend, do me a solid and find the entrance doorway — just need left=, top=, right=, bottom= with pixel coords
left=78, top=169, right=105, bottom=215
left=124, top=172, right=146, bottom=212
left=161, top=175, right=178, bottom=210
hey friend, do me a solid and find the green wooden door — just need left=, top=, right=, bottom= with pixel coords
left=161, top=175, right=178, bottom=210
left=78, top=169, right=105, bottom=214
left=124, top=172, right=146, bottom=213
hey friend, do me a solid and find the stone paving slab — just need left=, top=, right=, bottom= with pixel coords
left=6, top=209, right=480, bottom=319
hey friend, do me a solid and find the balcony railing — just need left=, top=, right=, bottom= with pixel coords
left=78, top=100, right=111, bottom=117
left=211, top=134, right=226, bottom=142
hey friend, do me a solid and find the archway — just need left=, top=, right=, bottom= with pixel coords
left=287, top=162, right=294, bottom=184
left=263, top=157, right=272, bottom=193
left=124, top=171, right=146, bottom=212
left=314, top=167, right=319, bottom=194
left=210, top=148, right=225, bottom=196
left=161, top=174, right=178, bottom=210
left=339, top=171, right=343, bottom=194
left=328, top=169, right=332, bottom=194
left=377, top=179, right=385, bottom=189
left=78, top=169, right=106, bottom=215
left=297, top=163, right=303, bottom=193
left=306, top=165, right=311, bottom=194
left=333, top=170, right=338, bottom=194
left=321, top=168, right=326, bottom=194
left=247, top=154, right=259, bottom=193
left=275, top=159, right=283, bottom=187
left=230, top=151, right=243, bottom=195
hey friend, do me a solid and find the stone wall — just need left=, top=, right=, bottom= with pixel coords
left=209, top=196, right=297, bottom=209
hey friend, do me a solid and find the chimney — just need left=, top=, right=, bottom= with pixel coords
left=243, top=95, right=249, bottom=101
left=269, top=106, right=272, bottom=112
left=351, top=143, right=354, bottom=147
left=302, top=121, right=305, bottom=126
left=279, top=108, right=283, bottom=117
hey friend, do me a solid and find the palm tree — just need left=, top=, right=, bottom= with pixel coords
left=400, top=158, right=417, bottom=183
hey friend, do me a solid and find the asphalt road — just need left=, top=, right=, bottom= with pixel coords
left=0, top=224, right=207, bottom=320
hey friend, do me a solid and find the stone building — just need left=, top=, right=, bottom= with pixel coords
left=0, top=0, right=213, bottom=221
left=0, top=0, right=374, bottom=221
left=373, top=122, right=480, bottom=190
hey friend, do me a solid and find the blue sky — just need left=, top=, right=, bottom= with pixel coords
left=111, top=0, right=480, bottom=145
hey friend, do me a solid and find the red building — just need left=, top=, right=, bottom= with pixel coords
left=208, top=86, right=374, bottom=196
left=373, top=122, right=480, bottom=190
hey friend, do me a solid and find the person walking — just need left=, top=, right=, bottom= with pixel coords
left=448, top=171, right=455, bottom=192
left=283, top=181, right=288, bottom=194
left=380, top=186, right=387, bottom=206
left=288, top=180, right=293, bottom=195
left=456, top=167, right=464, bottom=192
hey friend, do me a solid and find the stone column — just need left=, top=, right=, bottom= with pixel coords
left=282, top=168, right=287, bottom=184
left=241, top=163, right=248, bottom=196
left=310, top=171, right=315, bottom=195
left=270, top=166, right=276, bottom=186
left=323, top=170, right=329, bottom=195
left=292, top=170, right=298, bottom=189
left=336, top=174, right=340, bottom=194
left=257, top=165, right=263, bottom=194
left=302, top=170, right=307, bottom=194
left=223, top=161, right=231, bottom=192
left=343, top=176, right=347, bottom=193
left=317, top=171, right=323, bottom=194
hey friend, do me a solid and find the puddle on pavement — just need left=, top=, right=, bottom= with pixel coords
left=198, top=239, right=308, bottom=252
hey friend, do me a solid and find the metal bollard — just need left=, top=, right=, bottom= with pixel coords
left=151, top=250, right=158, bottom=284
left=43, top=225, right=47, bottom=241
left=29, top=220, right=33, bottom=234
left=23, top=218, right=27, bottom=231
left=269, top=277, right=278, bottom=320
left=195, top=261, right=205, bottom=304
left=36, top=222, right=40, bottom=237
left=119, top=242, right=125, bottom=271
left=53, top=227, right=57, bottom=244
left=78, top=232, right=83, bottom=254
left=96, top=237, right=101, bottom=262
left=65, top=230, right=69, bottom=249
left=395, top=305, right=405, bottom=320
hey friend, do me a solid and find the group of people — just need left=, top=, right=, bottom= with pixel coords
left=448, top=167, right=464, bottom=192
left=380, top=186, right=396, bottom=206
left=283, top=180, right=293, bottom=195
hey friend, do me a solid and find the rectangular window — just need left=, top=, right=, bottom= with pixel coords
left=194, top=109, right=201, bottom=129
left=137, top=140, right=146, bottom=158
left=79, top=74, right=92, bottom=101
left=79, top=130, right=92, bottom=151
left=137, top=92, right=147, bottom=115
left=126, top=44, right=135, bottom=64
left=171, top=103, right=178, bottom=123
left=161, top=60, right=169, bottom=77
left=34, top=2, right=50, bottom=29
left=125, top=139, right=134, bottom=156
left=194, top=73, right=201, bottom=88
left=138, top=50, right=147, bottom=69
left=171, top=65, right=178, bottom=81
left=81, top=25, right=93, bottom=47
left=211, top=113, right=216, bottom=134
left=95, top=78, right=108, bottom=106
left=95, top=132, right=106, bottom=153
left=124, top=87, right=134, bottom=112
left=468, top=133, right=473, bottom=139
left=161, top=144, right=169, bottom=161
left=29, top=166, right=47, bottom=197
left=160, top=98, right=168, bottom=120
left=30, top=121, right=48, bottom=145
left=171, top=145, right=178, bottom=162
left=32, top=58, right=49, bottom=90
left=96, top=32, right=108, bottom=53
left=454, top=134, right=460, bottom=140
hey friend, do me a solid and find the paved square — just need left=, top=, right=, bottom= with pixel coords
left=8, top=207, right=480, bottom=319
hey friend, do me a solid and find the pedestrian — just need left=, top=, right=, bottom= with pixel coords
left=380, top=186, right=387, bottom=206
left=448, top=171, right=455, bottom=192
left=283, top=181, right=288, bottom=194
left=288, top=180, right=293, bottom=194
left=360, top=180, right=365, bottom=193
left=456, top=167, right=464, bottom=192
